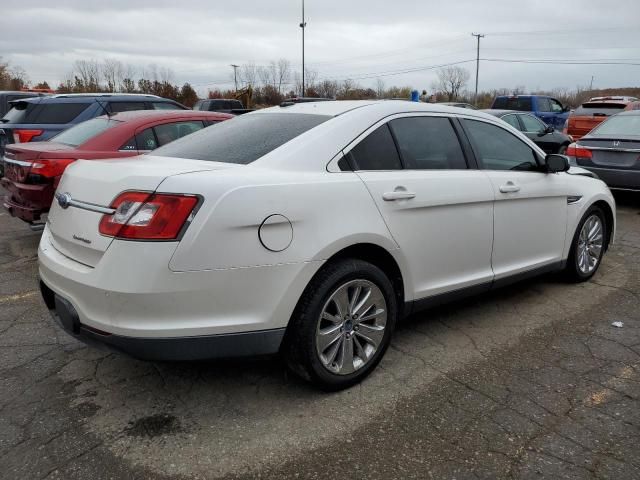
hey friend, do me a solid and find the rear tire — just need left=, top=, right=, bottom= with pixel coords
left=565, top=206, right=607, bottom=282
left=284, top=259, right=398, bottom=391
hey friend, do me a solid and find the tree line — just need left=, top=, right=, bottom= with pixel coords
left=3, top=56, right=639, bottom=109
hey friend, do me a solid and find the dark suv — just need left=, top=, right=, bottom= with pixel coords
left=0, top=91, right=49, bottom=118
left=0, top=93, right=187, bottom=158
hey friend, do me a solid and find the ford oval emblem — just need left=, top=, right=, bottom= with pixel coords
left=56, top=192, right=72, bottom=209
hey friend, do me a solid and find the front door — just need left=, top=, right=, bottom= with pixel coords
left=461, top=118, right=568, bottom=280
left=347, top=115, right=495, bottom=300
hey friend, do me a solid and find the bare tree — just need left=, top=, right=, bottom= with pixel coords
left=316, top=79, right=339, bottom=99
left=433, top=66, right=470, bottom=101
left=276, top=58, right=291, bottom=94
left=294, top=67, right=318, bottom=96
left=74, top=60, right=101, bottom=91
left=102, top=59, right=123, bottom=92
left=239, top=62, right=259, bottom=87
left=375, top=78, right=386, bottom=98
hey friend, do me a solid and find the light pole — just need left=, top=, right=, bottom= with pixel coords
left=300, top=0, right=307, bottom=96
left=471, top=33, right=484, bottom=105
left=230, top=64, right=239, bottom=91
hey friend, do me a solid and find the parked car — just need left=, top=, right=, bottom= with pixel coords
left=566, top=109, right=640, bottom=191
left=491, top=95, right=570, bottom=130
left=624, top=101, right=640, bottom=111
left=0, top=91, right=48, bottom=118
left=483, top=109, right=573, bottom=154
left=564, top=96, right=638, bottom=140
left=0, top=93, right=187, bottom=157
left=437, top=102, right=477, bottom=109
left=38, top=100, right=615, bottom=390
left=193, top=98, right=253, bottom=115
left=2, top=110, right=231, bottom=225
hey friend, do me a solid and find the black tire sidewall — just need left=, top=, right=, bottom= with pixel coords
left=286, top=259, right=398, bottom=391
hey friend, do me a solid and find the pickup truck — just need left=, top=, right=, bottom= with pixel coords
left=491, top=95, right=570, bottom=130
left=193, top=99, right=253, bottom=115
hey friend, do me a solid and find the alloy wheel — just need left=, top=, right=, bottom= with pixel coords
left=577, top=214, right=603, bottom=274
left=315, top=279, right=387, bottom=375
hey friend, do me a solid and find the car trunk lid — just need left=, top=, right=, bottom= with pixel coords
left=576, top=138, right=640, bottom=170
left=46, top=155, right=236, bottom=267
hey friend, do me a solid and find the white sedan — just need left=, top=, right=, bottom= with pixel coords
left=38, top=100, right=615, bottom=390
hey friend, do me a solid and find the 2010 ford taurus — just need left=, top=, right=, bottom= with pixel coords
left=38, top=100, right=616, bottom=390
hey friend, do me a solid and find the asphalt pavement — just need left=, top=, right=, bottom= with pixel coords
left=0, top=191, right=639, bottom=480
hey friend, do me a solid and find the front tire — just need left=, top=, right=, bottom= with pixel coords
left=565, top=206, right=606, bottom=282
left=284, top=259, right=398, bottom=391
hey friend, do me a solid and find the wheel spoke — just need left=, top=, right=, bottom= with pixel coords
left=317, top=325, right=342, bottom=353
left=353, top=335, right=369, bottom=362
left=325, top=336, right=343, bottom=366
left=332, top=287, right=350, bottom=319
left=352, top=288, right=371, bottom=316
left=348, top=285, right=362, bottom=315
left=359, top=307, right=385, bottom=322
left=340, top=336, right=355, bottom=374
left=356, top=323, right=385, bottom=349
left=321, top=311, right=342, bottom=324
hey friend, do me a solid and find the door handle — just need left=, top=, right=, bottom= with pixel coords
left=382, top=190, right=416, bottom=201
left=499, top=182, right=521, bottom=193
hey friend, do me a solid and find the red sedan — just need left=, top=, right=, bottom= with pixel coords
left=1, top=110, right=232, bottom=225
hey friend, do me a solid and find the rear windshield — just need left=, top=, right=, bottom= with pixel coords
left=1, top=102, right=89, bottom=124
left=589, top=115, right=640, bottom=137
left=51, top=117, right=121, bottom=147
left=574, top=102, right=627, bottom=116
left=152, top=112, right=331, bottom=164
left=492, top=97, right=532, bottom=111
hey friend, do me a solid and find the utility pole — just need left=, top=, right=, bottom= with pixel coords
left=230, top=64, right=239, bottom=91
left=589, top=75, right=594, bottom=90
left=299, top=0, right=307, bottom=96
left=471, top=33, right=485, bottom=105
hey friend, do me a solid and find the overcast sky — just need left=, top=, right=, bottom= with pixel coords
left=2, top=0, right=640, bottom=95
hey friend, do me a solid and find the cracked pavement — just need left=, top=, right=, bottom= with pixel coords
left=0, top=191, right=639, bottom=479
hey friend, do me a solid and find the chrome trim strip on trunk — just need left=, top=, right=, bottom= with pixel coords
left=3, top=157, right=34, bottom=167
left=583, top=146, right=640, bottom=153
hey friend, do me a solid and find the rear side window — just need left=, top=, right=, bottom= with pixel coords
left=519, top=114, right=546, bottom=132
left=109, top=102, right=146, bottom=113
left=348, top=124, right=402, bottom=171
left=153, top=113, right=330, bottom=164
left=463, top=119, right=539, bottom=171
left=537, top=97, right=551, bottom=112
left=52, top=118, right=121, bottom=147
left=136, top=128, right=158, bottom=150
left=3, top=102, right=89, bottom=124
left=152, top=102, right=184, bottom=110
left=154, top=121, right=205, bottom=146
left=500, top=114, right=521, bottom=130
left=389, top=117, right=467, bottom=170
left=492, top=97, right=532, bottom=111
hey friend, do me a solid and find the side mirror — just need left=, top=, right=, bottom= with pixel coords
left=563, top=106, right=571, bottom=112
left=545, top=154, right=570, bottom=173
left=545, top=124, right=555, bottom=133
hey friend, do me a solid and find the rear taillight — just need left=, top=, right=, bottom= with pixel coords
left=99, top=191, right=199, bottom=240
left=562, top=118, right=569, bottom=135
left=566, top=143, right=592, bottom=159
left=13, top=129, right=43, bottom=143
left=30, top=158, right=77, bottom=178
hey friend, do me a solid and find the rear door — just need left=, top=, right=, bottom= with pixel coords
left=461, top=118, right=568, bottom=279
left=351, top=114, right=495, bottom=300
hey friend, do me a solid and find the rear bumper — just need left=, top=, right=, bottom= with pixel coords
left=1, top=177, right=51, bottom=222
left=579, top=166, right=640, bottom=191
left=40, top=279, right=286, bottom=361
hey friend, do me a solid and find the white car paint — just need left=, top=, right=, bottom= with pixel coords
left=38, top=101, right=615, bottom=347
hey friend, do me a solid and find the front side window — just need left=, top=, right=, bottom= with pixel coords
left=463, top=119, right=539, bottom=171
left=153, top=121, right=205, bottom=146
left=348, top=124, right=402, bottom=171
left=519, top=114, right=546, bottom=133
left=52, top=118, right=121, bottom=147
left=389, top=116, right=467, bottom=170
left=493, top=97, right=532, bottom=111
left=153, top=113, right=330, bottom=164
left=549, top=99, right=564, bottom=113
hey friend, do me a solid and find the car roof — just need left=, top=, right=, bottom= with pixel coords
left=95, top=110, right=233, bottom=122
left=615, top=110, right=640, bottom=116
left=12, top=93, right=173, bottom=104
left=481, top=109, right=520, bottom=116
left=255, top=100, right=499, bottom=119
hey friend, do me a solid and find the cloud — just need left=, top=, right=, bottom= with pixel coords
left=2, top=0, right=639, bottom=95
